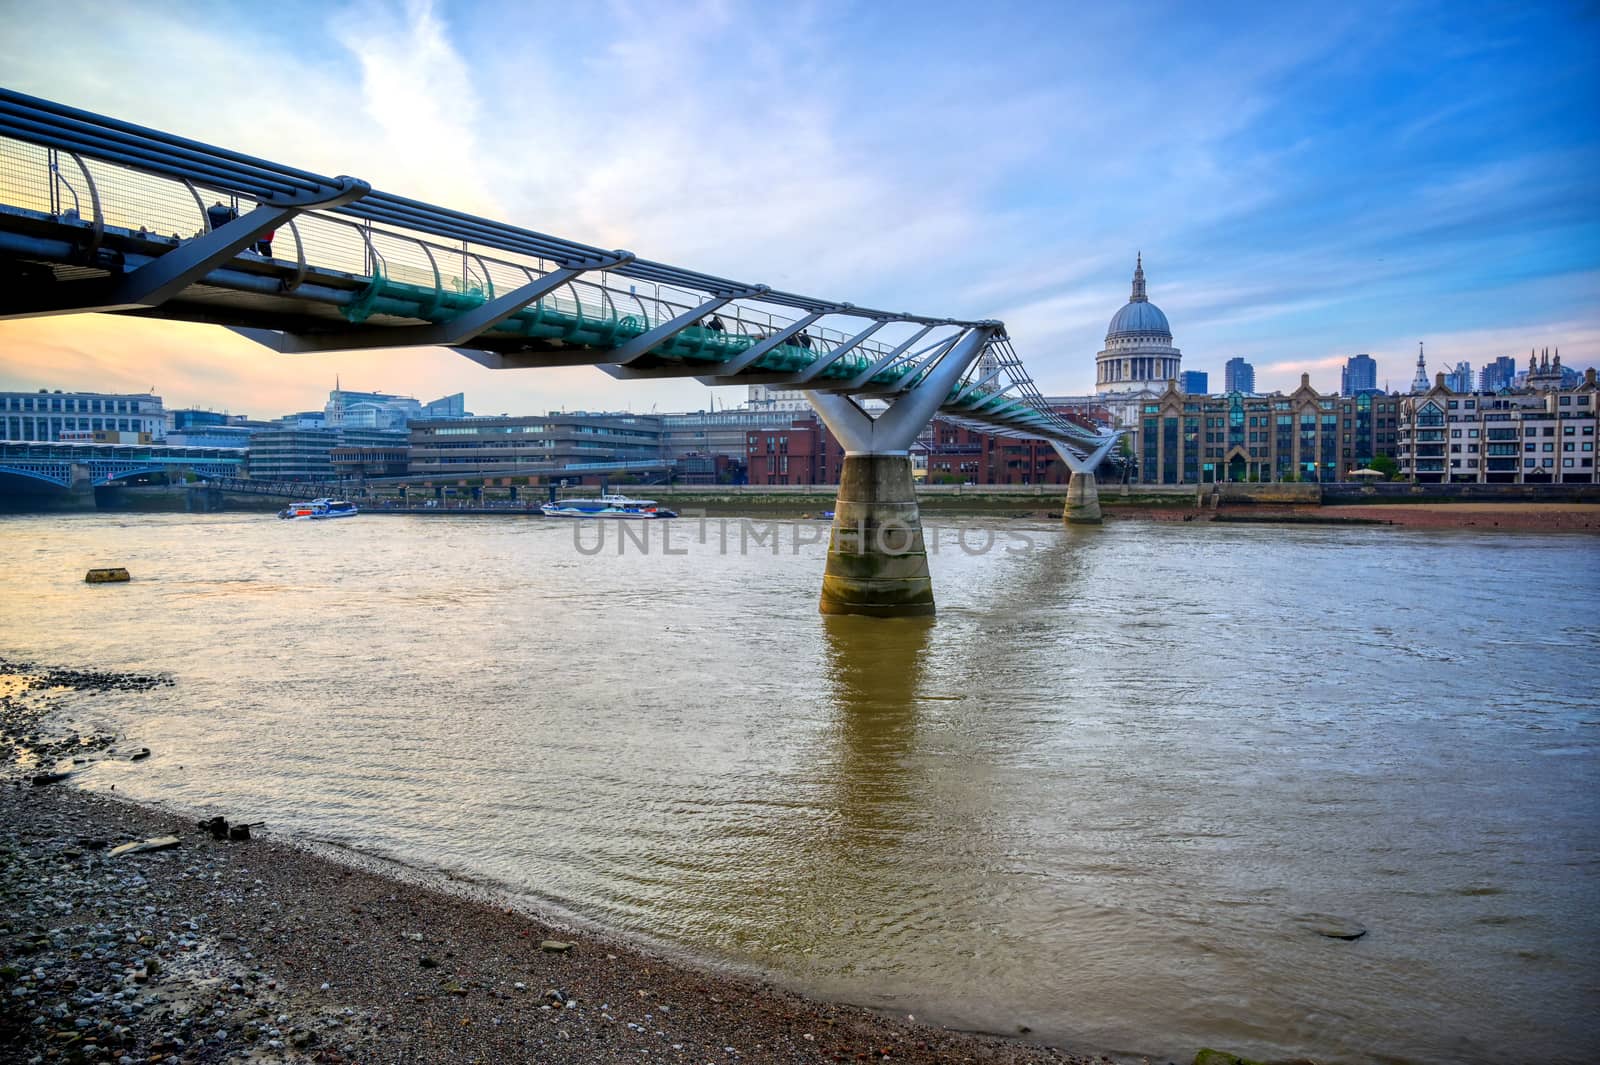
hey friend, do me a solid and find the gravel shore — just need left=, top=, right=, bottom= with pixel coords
left=1, top=663, right=1119, bottom=1065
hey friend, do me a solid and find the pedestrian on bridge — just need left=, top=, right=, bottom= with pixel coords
left=205, top=200, right=236, bottom=233
left=706, top=314, right=726, bottom=332
left=255, top=229, right=275, bottom=257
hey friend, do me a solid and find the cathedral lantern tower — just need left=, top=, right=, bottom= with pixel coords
left=1094, top=254, right=1182, bottom=396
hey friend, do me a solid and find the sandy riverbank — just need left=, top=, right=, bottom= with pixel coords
left=0, top=662, right=1117, bottom=1065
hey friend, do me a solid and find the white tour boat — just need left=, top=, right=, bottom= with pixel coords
left=539, top=493, right=676, bottom=519
left=278, top=498, right=359, bottom=520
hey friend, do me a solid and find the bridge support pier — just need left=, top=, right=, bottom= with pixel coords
left=807, top=325, right=998, bottom=618
left=1063, top=470, right=1102, bottom=524
left=821, top=455, right=933, bottom=616
left=65, top=463, right=96, bottom=510
left=1050, top=437, right=1122, bottom=527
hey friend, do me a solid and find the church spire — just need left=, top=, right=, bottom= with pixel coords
left=1411, top=341, right=1429, bottom=392
left=1130, top=252, right=1147, bottom=303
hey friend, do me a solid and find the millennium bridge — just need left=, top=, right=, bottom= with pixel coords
left=0, top=87, right=1118, bottom=616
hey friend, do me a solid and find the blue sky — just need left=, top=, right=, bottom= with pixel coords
left=0, top=0, right=1595, bottom=415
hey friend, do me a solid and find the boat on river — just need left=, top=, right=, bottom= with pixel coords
left=540, top=494, right=676, bottom=519
left=278, top=498, right=359, bottom=520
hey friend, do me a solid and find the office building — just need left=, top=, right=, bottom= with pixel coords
left=1, top=388, right=165, bottom=442
left=1223, top=357, right=1255, bottom=395
left=406, top=413, right=663, bottom=478
left=1179, top=370, right=1209, bottom=395
left=164, top=408, right=275, bottom=449
left=1341, top=354, right=1379, bottom=395
left=324, top=388, right=468, bottom=430
left=1478, top=356, right=1518, bottom=393
left=1136, top=376, right=1401, bottom=483
left=660, top=409, right=810, bottom=465
left=745, top=384, right=812, bottom=412
left=1443, top=361, right=1473, bottom=393
left=247, top=427, right=404, bottom=481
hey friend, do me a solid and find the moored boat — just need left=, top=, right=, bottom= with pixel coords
left=539, top=493, right=676, bottom=519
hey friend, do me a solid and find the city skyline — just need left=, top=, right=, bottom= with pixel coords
left=0, top=0, right=1595, bottom=414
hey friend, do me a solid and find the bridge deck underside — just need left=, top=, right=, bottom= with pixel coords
left=0, top=209, right=1104, bottom=450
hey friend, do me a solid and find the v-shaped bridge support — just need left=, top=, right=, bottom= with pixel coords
left=1049, top=434, right=1124, bottom=525
left=806, top=325, right=996, bottom=618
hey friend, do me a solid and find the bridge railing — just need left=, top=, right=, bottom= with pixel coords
left=0, top=132, right=911, bottom=370
left=0, top=91, right=1117, bottom=455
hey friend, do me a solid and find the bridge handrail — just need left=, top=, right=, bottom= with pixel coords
left=0, top=89, right=1116, bottom=457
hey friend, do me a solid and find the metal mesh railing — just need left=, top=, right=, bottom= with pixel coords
left=0, top=109, right=1115, bottom=451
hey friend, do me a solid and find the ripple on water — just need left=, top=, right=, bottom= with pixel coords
left=2, top=512, right=1598, bottom=1065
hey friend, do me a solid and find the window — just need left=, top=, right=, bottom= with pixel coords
left=1451, top=429, right=1461, bottom=438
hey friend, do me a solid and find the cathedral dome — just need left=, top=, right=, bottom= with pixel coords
left=1107, top=299, right=1171, bottom=339
left=1105, top=252, right=1172, bottom=340
left=1094, top=254, right=1182, bottom=398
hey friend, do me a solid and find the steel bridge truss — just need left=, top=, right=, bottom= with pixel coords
left=0, top=460, right=240, bottom=488
left=0, top=88, right=1117, bottom=464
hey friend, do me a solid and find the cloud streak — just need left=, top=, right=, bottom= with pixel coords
left=0, top=0, right=1594, bottom=416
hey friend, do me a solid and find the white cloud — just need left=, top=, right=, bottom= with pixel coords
left=0, top=1, right=1593, bottom=419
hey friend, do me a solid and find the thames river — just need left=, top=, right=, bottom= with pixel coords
left=2, top=512, right=1596, bottom=1064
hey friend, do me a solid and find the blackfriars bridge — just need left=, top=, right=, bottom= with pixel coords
left=0, top=87, right=1120, bottom=616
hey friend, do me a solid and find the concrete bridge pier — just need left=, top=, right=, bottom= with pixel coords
left=1051, top=436, right=1121, bottom=526
left=821, top=454, right=934, bottom=616
left=1063, top=470, right=1102, bottom=524
left=65, top=463, right=97, bottom=510
left=809, top=325, right=997, bottom=617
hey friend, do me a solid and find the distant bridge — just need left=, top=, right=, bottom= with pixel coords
left=0, top=439, right=243, bottom=488
left=0, top=87, right=1118, bottom=615
left=202, top=460, right=674, bottom=499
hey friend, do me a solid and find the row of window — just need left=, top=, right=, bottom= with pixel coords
left=3, top=417, right=147, bottom=438
left=0, top=396, right=149, bottom=414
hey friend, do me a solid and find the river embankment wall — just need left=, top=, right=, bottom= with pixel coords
left=10, top=480, right=1598, bottom=515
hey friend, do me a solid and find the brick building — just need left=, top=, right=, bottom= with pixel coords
left=1136, top=375, right=1402, bottom=483
left=745, top=419, right=843, bottom=485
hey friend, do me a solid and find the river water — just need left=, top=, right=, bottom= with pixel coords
left=2, top=512, right=1596, bottom=1064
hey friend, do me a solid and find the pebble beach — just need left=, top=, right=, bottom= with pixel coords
left=0, top=661, right=1114, bottom=1065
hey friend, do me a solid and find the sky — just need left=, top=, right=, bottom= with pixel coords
left=0, top=0, right=1596, bottom=418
